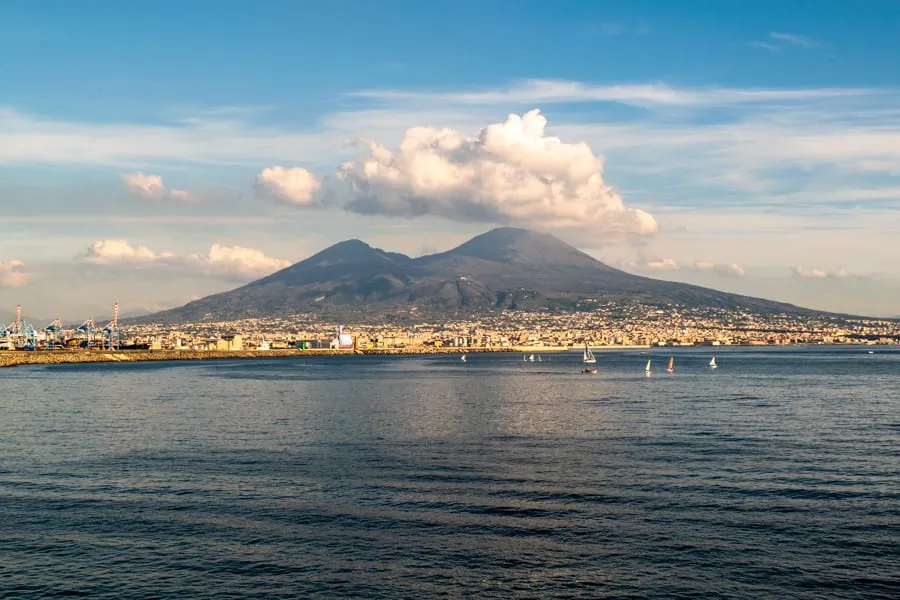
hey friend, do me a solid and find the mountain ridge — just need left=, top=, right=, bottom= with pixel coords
left=135, top=227, right=823, bottom=324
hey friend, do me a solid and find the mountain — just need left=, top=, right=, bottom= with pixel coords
left=138, top=227, right=818, bottom=323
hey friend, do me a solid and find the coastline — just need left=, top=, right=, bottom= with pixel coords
left=0, top=347, right=515, bottom=369
left=1, top=343, right=888, bottom=369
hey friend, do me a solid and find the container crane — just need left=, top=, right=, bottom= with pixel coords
left=101, top=303, right=120, bottom=350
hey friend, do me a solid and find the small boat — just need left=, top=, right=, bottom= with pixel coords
left=460, top=354, right=467, bottom=362
left=868, top=350, right=875, bottom=354
left=667, top=356, right=674, bottom=374
left=528, top=354, right=535, bottom=362
left=538, top=355, right=542, bottom=362
left=523, top=354, right=527, bottom=361
left=709, top=356, right=717, bottom=369
left=645, top=359, right=652, bottom=376
left=582, top=368, right=597, bottom=374
left=583, top=342, right=596, bottom=364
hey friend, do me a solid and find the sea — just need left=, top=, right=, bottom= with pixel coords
left=1, top=346, right=898, bottom=599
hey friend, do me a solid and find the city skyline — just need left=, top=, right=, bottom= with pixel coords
left=2, top=0, right=899, bottom=319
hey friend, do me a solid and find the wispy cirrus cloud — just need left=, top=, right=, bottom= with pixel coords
left=0, top=106, right=346, bottom=168
left=770, top=32, right=819, bottom=48
left=350, top=79, right=865, bottom=107
left=752, top=31, right=820, bottom=51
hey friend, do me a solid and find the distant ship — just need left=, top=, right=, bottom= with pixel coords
left=460, top=354, right=467, bottom=362
left=645, top=359, right=652, bottom=376
left=667, top=356, right=674, bottom=374
left=709, top=356, right=717, bottom=369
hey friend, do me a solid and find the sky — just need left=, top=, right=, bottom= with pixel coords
left=2, top=0, right=900, bottom=322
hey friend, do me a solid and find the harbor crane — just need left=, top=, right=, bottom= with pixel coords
left=101, top=303, right=120, bottom=350
left=44, top=319, right=66, bottom=349
left=4, top=305, right=37, bottom=350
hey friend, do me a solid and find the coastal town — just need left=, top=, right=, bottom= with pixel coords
left=5, top=301, right=895, bottom=355
left=124, top=303, right=900, bottom=351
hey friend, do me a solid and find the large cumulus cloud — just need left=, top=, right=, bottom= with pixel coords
left=257, top=110, right=657, bottom=236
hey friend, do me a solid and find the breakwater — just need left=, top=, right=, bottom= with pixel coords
left=0, top=347, right=518, bottom=369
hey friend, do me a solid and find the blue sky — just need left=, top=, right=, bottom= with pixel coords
left=2, top=0, right=900, bottom=320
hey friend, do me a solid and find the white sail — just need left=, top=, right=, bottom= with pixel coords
left=645, top=359, right=651, bottom=372
left=538, top=355, right=542, bottom=362
left=709, top=356, right=717, bottom=368
left=529, top=354, right=535, bottom=362
left=461, top=354, right=467, bottom=362
left=667, top=356, right=674, bottom=373
left=583, top=342, right=596, bottom=364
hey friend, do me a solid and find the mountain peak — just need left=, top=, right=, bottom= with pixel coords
left=440, top=227, right=606, bottom=268
left=306, top=238, right=379, bottom=265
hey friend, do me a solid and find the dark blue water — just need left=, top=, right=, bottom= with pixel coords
left=1, top=346, right=898, bottom=599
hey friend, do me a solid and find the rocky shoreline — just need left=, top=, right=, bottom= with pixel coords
left=0, top=347, right=525, bottom=369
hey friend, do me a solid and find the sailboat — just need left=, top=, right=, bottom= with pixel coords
left=709, top=356, right=717, bottom=369
left=645, top=359, right=652, bottom=376
left=460, top=354, right=467, bottom=362
left=523, top=354, right=527, bottom=362
left=528, top=354, right=535, bottom=362
left=583, top=342, right=596, bottom=364
left=667, top=356, right=674, bottom=374
left=538, top=355, right=542, bottom=362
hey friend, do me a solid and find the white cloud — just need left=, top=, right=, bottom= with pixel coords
left=769, top=32, right=819, bottom=48
left=644, top=258, right=680, bottom=271
left=256, top=166, right=322, bottom=206
left=80, top=240, right=290, bottom=280
left=351, top=79, right=862, bottom=107
left=83, top=240, right=167, bottom=263
left=201, top=243, right=291, bottom=278
left=626, top=257, right=746, bottom=277
left=0, top=107, right=347, bottom=167
left=751, top=32, right=820, bottom=52
left=792, top=266, right=855, bottom=279
left=1, top=82, right=895, bottom=181
left=335, top=109, right=658, bottom=236
left=692, top=261, right=747, bottom=278
left=0, top=259, right=29, bottom=288
left=121, top=173, right=194, bottom=202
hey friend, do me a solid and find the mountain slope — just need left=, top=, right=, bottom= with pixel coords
left=139, top=227, right=816, bottom=323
